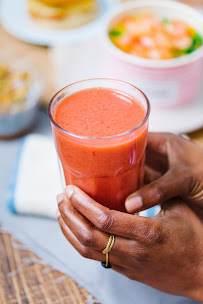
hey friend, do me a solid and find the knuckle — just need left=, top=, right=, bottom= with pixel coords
left=171, top=166, right=191, bottom=195
left=135, top=249, right=150, bottom=264
left=145, top=224, right=157, bottom=243
left=129, top=241, right=150, bottom=264
left=59, top=202, right=71, bottom=218
left=80, top=246, right=92, bottom=259
left=171, top=166, right=185, bottom=178
left=80, top=230, right=94, bottom=247
left=58, top=201, right=66, bottom=214
left=144, top=222, right=165, bottom=245
left=128, top=240, right=141, bottom=256
left=97, top=211, right=114, bottom=231
left=151, top=183, right=165, bottom=203
left=58, top=215, right=63, bottom=227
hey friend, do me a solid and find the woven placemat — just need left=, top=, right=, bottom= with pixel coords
left=0, top=227, right=99, bottom=304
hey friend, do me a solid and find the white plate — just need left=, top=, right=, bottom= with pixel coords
left=149, top=93, right=203, bottom=134
left=0, top=0, right=115, bottom=46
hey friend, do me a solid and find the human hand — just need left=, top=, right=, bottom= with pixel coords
left=125, top=133, right=203, bottom=214
left=58, top=186, right=203, bottom=302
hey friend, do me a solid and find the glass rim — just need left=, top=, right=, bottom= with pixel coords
left=48, top=78, right=151, bottom=140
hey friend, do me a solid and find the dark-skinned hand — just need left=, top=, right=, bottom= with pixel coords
left=125, top=133, right=203, bottom=216
left=57, top=186, right=203, bottom=302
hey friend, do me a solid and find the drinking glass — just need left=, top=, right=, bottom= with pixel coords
left=48, top=79, right=150, bottom=212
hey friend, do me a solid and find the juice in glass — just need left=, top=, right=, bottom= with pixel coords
left=48, top=79, right=150, bottom=212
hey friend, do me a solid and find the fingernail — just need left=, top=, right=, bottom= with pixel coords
left=180, top=134, right=190, bottom=140
left=66, top=185, right=74, bottom=200
left=126, top=195, right=143, bottom=212
left=57, top=209, right=60, bottom=218
left=56, top=193, right=64, bottom=205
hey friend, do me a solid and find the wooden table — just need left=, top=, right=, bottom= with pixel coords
left=0, top=0, right=203, bottom=303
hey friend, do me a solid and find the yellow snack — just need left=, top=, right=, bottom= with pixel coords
left=28, top=0, right=98, bottom=30
left=0, top=65, right=30, bottom=113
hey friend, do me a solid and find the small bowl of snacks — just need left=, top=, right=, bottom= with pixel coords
left=103, top=0, right=203, bottom=108
left=0, top=59, right=43, bottom=138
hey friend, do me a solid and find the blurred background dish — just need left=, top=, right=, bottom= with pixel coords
left=28, top=0, right=98, bottom=30
left=0, top=58, right=43, bottom=138
left=102, top=0, right=203, bottom=108
left=0, top=65, right=30, bottom=114
left=1, top=0, right=115, bottom=45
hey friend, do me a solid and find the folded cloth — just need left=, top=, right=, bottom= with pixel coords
left=8, top=134, right=159, bottom=218
left=8, top=134, right=61, bottom=218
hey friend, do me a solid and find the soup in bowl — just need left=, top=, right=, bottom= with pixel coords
left=109, top=14, right=202, bottom=60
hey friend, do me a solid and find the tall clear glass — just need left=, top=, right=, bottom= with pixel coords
left=48, top=79, right=150, bottom=212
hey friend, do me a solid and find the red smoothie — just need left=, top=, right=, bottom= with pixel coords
left=52, top=86, right=149, bottom=212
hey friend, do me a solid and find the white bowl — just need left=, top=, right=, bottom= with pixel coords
left=102, top=0, right=203, bottom=108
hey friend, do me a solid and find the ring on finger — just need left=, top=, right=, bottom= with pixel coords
left=101, top=234, right=115, bottom=268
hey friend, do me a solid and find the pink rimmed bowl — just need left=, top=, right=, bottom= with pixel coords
left=102, top=0, right=203, bottom=108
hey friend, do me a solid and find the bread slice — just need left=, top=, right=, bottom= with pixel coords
left=40, top=0, right=76, bottom=5
left=28, top=0, right=98, bottom=30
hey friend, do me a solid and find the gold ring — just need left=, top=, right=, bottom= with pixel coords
left=102, top=234, right=115, bottom=267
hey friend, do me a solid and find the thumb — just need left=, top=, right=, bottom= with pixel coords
left=125, top=168, right=188, bottom=213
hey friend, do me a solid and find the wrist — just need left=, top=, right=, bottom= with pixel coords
left=190, top=287, right=203, bottom=303
left=189, top=262, right=203, bottom=303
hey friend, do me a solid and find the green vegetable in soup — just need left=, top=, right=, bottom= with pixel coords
left=173, top=32, right=203, bottom=57
left=192, top=33, right=203, bottom=48
left=183, top=33, right=203, bottom=54
left=161, top=18, right=169, bottom=24
left=109, top=29, right=123, bottom=36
